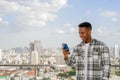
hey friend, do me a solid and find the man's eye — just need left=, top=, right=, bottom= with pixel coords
left=80, top=33, right=84, bottom=34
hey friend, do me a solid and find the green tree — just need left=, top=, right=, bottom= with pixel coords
left=43, top=77, right=50, bottom=80
left=57, top=68, right=76, bottom=79
left=115, top=71, right=120, bottom=76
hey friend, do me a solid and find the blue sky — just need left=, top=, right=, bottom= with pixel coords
left=0, top=0, right=120, bottom=49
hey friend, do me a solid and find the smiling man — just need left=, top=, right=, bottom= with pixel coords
left=63, top=22, right=110, bottom=80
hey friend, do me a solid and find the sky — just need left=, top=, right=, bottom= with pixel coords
left=0, top=0, right=120, bottom=49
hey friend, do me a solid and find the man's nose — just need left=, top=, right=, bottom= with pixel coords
left=81, top=34, right=86, bottom=37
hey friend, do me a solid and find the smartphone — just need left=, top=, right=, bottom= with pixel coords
left=62, top=43, right=69, bottom=51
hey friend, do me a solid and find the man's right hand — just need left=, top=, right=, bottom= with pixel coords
left=62, top=49, right=70, bottom=60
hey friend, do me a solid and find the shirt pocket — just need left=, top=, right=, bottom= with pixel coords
left=93, top=51, right=99, bottom=59
left=92, top=48, right=101, bottom=60
left=92, top=50, right=102, bottom=70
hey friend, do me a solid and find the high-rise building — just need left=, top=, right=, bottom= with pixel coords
left=0, top=49, right=3, bottom=62
left=31, top=51, right=39, bottom=65
left=114, top=45, right=119, bottom=58
left=56, top=54, right=65, bottom=65
left=29, top=40, right=43, bottom=64
left=55, top=54, right=69, bottom=71
left=34, top=40, right=42, bottom=54
left=29, top=42, right=34, bottom=53
left=109, top=47, right=114, bottom=57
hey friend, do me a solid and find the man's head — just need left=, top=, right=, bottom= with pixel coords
left=78, top=22, right=92, bottom=43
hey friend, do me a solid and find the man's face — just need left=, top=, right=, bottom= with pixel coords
left=79, top=27, right=91, bottom=42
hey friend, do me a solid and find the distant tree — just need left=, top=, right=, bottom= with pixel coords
left=43, top=77, right=50, bottom=80
left=65, top=67, right=76, bottom=77
left=115, top=71, right=120, bottom=76
left=57, top=73, right=68, bottom=79
left=57, top=68, right=76, bottom=79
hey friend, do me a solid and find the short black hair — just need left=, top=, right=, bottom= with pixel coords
left=78, top=22, right=92, bottom=30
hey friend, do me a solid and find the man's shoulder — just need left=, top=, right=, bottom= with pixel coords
left=73, top=39, right=105, bottom=47
left=92, top=39, right=105, bottom=45
left=92, top=39, right=108, bottom=47
left=73, top=39, right=108, bottom=48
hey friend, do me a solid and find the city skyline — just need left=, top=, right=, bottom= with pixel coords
left=0, top=0, right=120, bottom=48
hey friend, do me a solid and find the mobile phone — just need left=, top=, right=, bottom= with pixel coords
left=62, top=43, right=69, bottom=51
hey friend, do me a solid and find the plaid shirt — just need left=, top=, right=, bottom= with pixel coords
left=65, top=39, right=110, bottom=80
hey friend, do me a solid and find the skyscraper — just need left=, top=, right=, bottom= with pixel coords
left=31, top=51, right=39, bottom=65
left=34, top=40, right=42, bottom=54
left=114, top=45, right=119, bottom=58
left=56, top=54, right=65, bottom=65
left=29, top=40, right=43, bottom=64
left=0, top=49, right=3, bottom=62
left=29, top=42, right=34, bottom=53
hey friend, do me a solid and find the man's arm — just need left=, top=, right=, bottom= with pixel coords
left=63, top=48, right=77, bottom=67
left=101, top=44, right=111, bottom=80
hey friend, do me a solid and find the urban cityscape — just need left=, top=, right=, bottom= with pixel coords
left=0, top=40, right=120, bottom=80
left=0, top=0, right=120, bottom=80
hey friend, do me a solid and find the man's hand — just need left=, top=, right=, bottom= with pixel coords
left=62, top=49, right=70, bottom=60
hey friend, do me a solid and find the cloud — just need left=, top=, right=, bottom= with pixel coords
left=54, top=23, right=77, bottom=35
left=93, top=27, right=111, bottom=36
left=93, top=27, right=120, bottom=38
left=92, top=27, right=120, bottom=47
left=0, top=0, right=68, bottom=30
left=100, top=11, right=118, bottom=22
left=0, top=17, right=8, bottom=27
left=112, top=17, right=117, bottom=22
left=64, top=23, right=77, bottom=34
left=51, top=0, right=68, bottom=9
left=68, top=27, right=76, bottom=33
left=100, top=11, right=118, bottom=18
left=64, top=23, right=72, bottom=27
left=96, top=28, right=102, bottom=34
left=55, top=28, right=76, bottom=34
left=55, top=30, right=65, bottom=34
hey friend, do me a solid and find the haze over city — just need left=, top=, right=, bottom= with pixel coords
left=0, top=0, right=120, bottom=49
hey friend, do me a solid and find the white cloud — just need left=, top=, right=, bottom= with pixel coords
left=64, top=23, right=77, bottom=34
left=100, top=11, right=118, bottom=22
left=51, top=0, right=67, bottom=9
left=96, top=28, right=102, bottom=34
left=112, top=17, right=117, bottom=22
left=0, top=17, right=2, bottom=21
left=93, top=27, right=110, bottom=39
left=56, top=30, right=65, bottom=34
left=100, top=11, right=118, bottom=18
left=54, top=23, right=77, bottom=34
left=0, top=0, right=68, bottom=29
left=63, top=23, right=72, bottom=28
left=55, top=28, right=76, bottom=34
left=0, top=17, right=8, bottom=27
left=68, top=27, right=76, bottom=33
left=92, top=27, right=120, bottom=47
left=93, top=27, right=120, bottom=39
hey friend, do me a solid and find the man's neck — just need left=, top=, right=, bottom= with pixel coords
left=85, top=37, right=92, bottom=43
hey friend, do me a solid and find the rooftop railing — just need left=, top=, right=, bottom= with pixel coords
left=0, top=64, right=120, bottom=80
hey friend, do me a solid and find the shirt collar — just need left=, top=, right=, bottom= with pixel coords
left=80, top=38, right=95, bottom=46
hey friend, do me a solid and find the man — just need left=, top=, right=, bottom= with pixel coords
left=63, top=22, right=110, bottom=80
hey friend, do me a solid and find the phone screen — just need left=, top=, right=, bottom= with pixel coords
left=62, top=43, right=69, bottom=51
